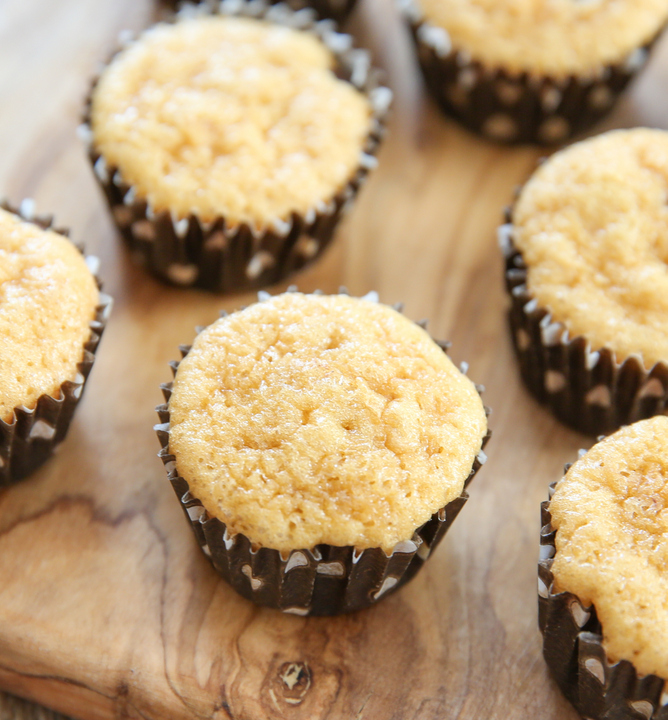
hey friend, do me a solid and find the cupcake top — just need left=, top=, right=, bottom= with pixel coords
left=168, top=293, right=487, bottom=553
left=0, top=208, right=99, bottom=423
left=416, top=0, right=668, bottom=78
left=90, top=15, right=372, bottom=227
left=512, top=128, right=668, bottom=369
left=549, top=416, right=668, bottom=679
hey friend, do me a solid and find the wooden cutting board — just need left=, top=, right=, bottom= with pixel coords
left=1, top=1, right=667, bottom=718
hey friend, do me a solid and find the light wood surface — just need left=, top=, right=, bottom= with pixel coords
left=1, top=2, right=668, bottom=719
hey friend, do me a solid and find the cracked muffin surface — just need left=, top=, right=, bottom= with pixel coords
left=168, top=293, right=487, bottom=552
left=0, top=208, right=99, bottom=423
left=513, top=128, right=668, bottom=368
left=550, top=416, right=668, bottom=679
left=416, top=0, right=668, bottom=77
left=90, top=15, right=372, bottom=227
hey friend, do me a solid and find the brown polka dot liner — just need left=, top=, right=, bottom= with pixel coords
left=0, top=201, right=112, bottom=486
left=282, top=0, right=358, bottom=22
left=154, top=289, right=491, bottom=615
left=500, top=219, right=668, bottom=437
left=163, top=0, right=359, bottom=24
left=81, top=1, right=391, bottom=294
left=401, top=0, right=665, bottom=145
left=539, top=482, right=668, bottom=720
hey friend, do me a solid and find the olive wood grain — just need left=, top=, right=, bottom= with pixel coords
left=0, top=1, right=667, bottom=719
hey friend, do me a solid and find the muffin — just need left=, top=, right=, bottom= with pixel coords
left=539, top=416, right=668, bottom=719
left=155, top=290, right=490, bottom=615
left=0, top=201, right=111, bottom=485
left=82, top=4, right=390, bottom=293
left=501, top=128, right=668, bottom=436
left=162, top=0, right=359, bottom=24
left=402, top=0, right=668, bottom=144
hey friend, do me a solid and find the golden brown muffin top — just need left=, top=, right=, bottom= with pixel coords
left=416, top=0, right=668, bottom=78
left=513, top=128, right=668, bottom=369
left=0, top=208, right=99, bottom=423
left=168, top=293, right=487, bottom=553
left=90, top=16, right=372, bottom=227
left=550, top=416, right=668, bottom=679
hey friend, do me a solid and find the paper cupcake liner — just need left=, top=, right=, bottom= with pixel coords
left=499, top=221, right=668, bottom=436
left=163, top=0, right=358, bottom=23
left=280, top=0, right=357, bottom=22
left=0, top=200, right=112, bottom=486
left=539, top=481, right=668, bottom=720
left=401, top=0, right=665, bottom=145
left=154, top=288, right=491, bottom=615
left=81, top=1, right=391, bottom=293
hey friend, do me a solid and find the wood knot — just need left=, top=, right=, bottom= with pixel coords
left=274, top=661, right=311, bottom=705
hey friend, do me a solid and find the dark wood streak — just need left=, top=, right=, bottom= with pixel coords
left=0, top=661, right=153, bottom=720
left=0, top=493, right=152, bottom=538
left=0, top=494, right=192, bottom=720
